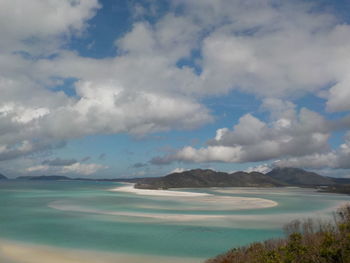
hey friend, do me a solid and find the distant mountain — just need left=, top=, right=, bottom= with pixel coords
left=0, top=173, right=8, bottom=180
left=329, top=177, right=350, bottom=185
left=134, top=169, right=285, bottom=189
left=14, top=175, right=140, bottom=182
left=11, top=167, right=345, bottom=191
left=16, top=175, right=72, bottom=181
left=266, top=167, right=334, bottom=186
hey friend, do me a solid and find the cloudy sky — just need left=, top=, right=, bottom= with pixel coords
left=1, top=0, right=350, bottom=178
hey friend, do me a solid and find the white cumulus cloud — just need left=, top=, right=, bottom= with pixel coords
left=152, top=99, right=331, bottom=164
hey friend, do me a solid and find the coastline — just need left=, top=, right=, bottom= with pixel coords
left=109, top=184, right=211, bottom=197
left=109, top=184, right=278, bottom=210
left=0, top=239, right=202, bottom=263
left=1, top=184, right=349, bottom=263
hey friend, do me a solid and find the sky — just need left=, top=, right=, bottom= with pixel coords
left=1, top=0, right=350, bottom=178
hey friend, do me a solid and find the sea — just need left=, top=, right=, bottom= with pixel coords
left=0, top=180, right=349, bottom=262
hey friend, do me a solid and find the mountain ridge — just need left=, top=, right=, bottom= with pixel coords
left=16, top=175, right=71, bottom=181
left=266, top=167, right=334, bottom=187
left=4, top=167, right=346, bottom=192
left=134, top=167, right=336, bottom=189
left=135, top=169, right=286, bottom=189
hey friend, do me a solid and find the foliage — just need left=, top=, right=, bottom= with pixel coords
left=206, top=204, right=350, bottom=263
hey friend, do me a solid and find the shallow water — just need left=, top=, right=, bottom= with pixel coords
left=0, top=181, right=349, bottom=260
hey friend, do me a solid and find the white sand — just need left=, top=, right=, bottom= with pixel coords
left=110, top=184, right=210, bottom=197
left=48, top=184, right=278, bottom=226
left=0, top=239, right=202, bottom=263
left=109, top=184, right=278, bottom=210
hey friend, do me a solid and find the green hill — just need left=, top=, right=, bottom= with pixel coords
left=134, top=167, right=337, bottom=190
left=135, top=169, right=285, bottom=189
left=266, top=167, right=334, bottom=186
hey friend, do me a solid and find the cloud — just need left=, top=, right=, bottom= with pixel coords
left=169, top=168, right=186, bottom=174
left=27, top=162, right=107, bottom=176
left=275, top=131, right=350, bottom=169
left=61, top=162, right=106, bottom=175
left=0, top=0, right=100, bottom=54
left=174, top=0, right=350, bottom=103
left=0, top=57, right=212, bottom=161
left=26, top=165, right=50, bottom=173
left=0, top=139, right=65, bottom=162
left=152, top=100, right=331, bottom=164
left=81, top=156, right=91, bottom=162
left=245, top=164, right=272, bottom=174
left=327, top=75, right=350, bottom=112
left=98, top=153, right=106, bottom=160
left=2, top=0, right=350, bottom=167
left=132, top=162, right=148, bottom=168
left=42, top=158, right=78, bottom=166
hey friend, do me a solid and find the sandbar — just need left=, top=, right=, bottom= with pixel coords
left=110, top=184, right=210, bottom=197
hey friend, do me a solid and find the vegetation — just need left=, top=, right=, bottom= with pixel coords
left=206, top=204, right=350, bottom=263
left=267, top=167, right=334, bottom=186
left=134, top=167, right=338, bottom=190
left=134, top=169, right=288, bottom=189
left=320, top=185, right=350, bottom=195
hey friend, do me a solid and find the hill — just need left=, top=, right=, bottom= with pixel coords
left=16, top=175, right=72, bottom=181
left=134, top=169, right=285, bottom=189
left=266, top=167, right=334, bottom=186
left=11, top=167, right=349, bottom=192
left=0, top=173, right=8, bottom=180
left=14, top=175, right=141, bottom=183
left=134, top=167, right=339, bottom=190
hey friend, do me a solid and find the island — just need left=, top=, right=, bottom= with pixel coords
left=16, top=175, right=72, bottom=181
left=134, top=167, right=335, bottom=189
left=5, top=167, right=350, bottom=195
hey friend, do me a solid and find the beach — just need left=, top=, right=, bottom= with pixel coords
left=0, top=239, right=202, bottom=263
left=110, top=184, right=211, bottom=197
left=110, top=184, right=278, bottom=210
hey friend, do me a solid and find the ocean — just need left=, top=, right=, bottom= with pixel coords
left=0, top=181, right=349, bottom=262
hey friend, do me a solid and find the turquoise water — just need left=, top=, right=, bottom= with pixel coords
left=0, top=181, right=349, bottom=259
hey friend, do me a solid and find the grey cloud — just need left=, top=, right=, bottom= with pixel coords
left=81, top=156, right=91, bottom=162
left=98, top=153, right=106, bottom=160
left=150, top=156, right=175, bottom=166
left=276, top=131, right=350, bottom=170
left=0, top=140, right=65, bottom=162
left=0, top=0, right=100, bottom=54
left=132, top=162, right=148, bottom=168
left=42, top=158, right=78, bottom=166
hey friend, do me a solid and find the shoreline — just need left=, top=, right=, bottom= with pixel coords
left=109, top=184, right=211, bottom=197
left=0, top=239, right=203, bottom=263
left=109, top=184, right=278, bottom=209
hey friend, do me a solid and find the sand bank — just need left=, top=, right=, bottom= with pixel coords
left=109, top=184, right=278, bottom=210
left=0, top=239, right=202, bottom=263
left=110, top=184, right=210, bottom=197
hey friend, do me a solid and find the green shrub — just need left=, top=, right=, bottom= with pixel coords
left=206, top=204, right=350, bottom=263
